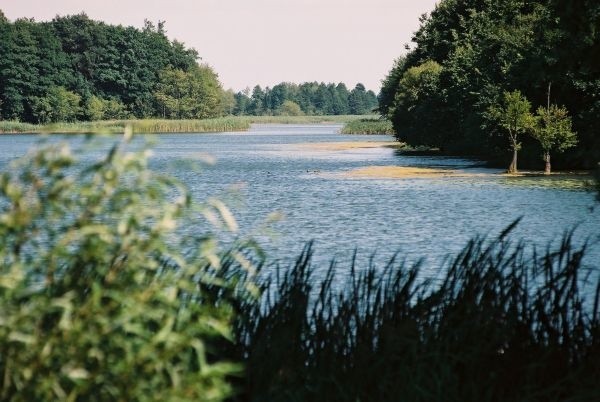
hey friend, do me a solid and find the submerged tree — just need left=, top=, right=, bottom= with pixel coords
left=487, top=91, right=535, bottom=174
left=532, top=104, right=577, bottom=174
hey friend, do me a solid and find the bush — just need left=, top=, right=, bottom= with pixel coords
left=0, top=129, right=251, bottom=401
left=277, top=101, right=304, bottom=116
left=86, top=96, right=129, bottom=121
left=340, top=118, right=394, bottom=134
left=30, top=86, right=82, bottom=123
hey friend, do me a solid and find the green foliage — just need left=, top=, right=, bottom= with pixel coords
left=486, top=90, right=535, bottom=173
left=340, top=118, right=394, bottom=135
left=488, top=90, right=535, bottom=143
left=382, top=0, right=600, bottom=169
left=0, top=134, right=250, bottom=401
left=389, top=60, right=452, bottom=149
left=0, top=12, right=377, bottom=124
left=348, top=83, right=377, bottom=115
left=30, top=86, right=82, bottom=123
left=0, top=115, right=370, bottom=134
left=378, top=57, right=406, bottom=116
left=0, top=13, right=224, bottom=123
left=533, top=105, right=577, bottom=153
left=220, top=89, right=236, bottom=116
left=233, top=236, right=600, bottom=402
left=532, top=104, right=577, bottom=173
left=85, top=96, right=129, bottom=121
left=232, top=82, right=376, bottom=117
left=277, top=100, right=304, bottom=116
left=154, top=65, right=223, bottom=120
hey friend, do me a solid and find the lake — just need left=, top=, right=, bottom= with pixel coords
left=0, top=124, right=598, bottom=279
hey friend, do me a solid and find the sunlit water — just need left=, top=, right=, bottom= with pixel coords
left=1, top=124, right=598, bottom=280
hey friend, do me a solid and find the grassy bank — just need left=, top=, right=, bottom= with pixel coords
left=0, top=115, right=373, bottom=134
left=227, top=232, right=600, bottom=402
left=341, top=118, right=395, bottom=134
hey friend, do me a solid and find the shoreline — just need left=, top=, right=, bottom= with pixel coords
left=0, top=115, right=374, bottom=135
left=340, top=165, right=593, bottom=180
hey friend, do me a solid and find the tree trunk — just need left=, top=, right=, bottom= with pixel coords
left=544, top=151, right=551, bottom=174
left=508, top=147, right=518, bottom=174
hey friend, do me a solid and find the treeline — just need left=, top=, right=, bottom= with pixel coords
left=228, top=82, right=378, bottom=116
left=379, top=0, right=600, bottom=169
left=0, top=11, right=378, bottom=124
left=0, top=11, right=227, bottom=123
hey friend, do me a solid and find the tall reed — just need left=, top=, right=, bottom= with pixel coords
left=341, top=118, right=395, bottom=135
left=225, top=229, right=599, bottom=402
left=0, top=115, right=374, bottom=134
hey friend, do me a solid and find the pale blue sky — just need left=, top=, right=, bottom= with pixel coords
left=1, top=0, right=438, bottom=92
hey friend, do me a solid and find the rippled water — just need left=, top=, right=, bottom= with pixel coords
left=1, top=124, right=598, bottom=278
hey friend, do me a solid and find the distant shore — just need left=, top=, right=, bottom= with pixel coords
left=0, top=115, right=376, bottom=135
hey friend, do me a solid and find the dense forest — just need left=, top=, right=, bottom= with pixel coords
left=0, top=11, right=377, bottom=124
left=0, top=11, right=231, bottom=122
left=379, top=0, right=600, bottom=169
left=227, top=82, right=378, bottom=116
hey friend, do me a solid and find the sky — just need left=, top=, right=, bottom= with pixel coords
left=0, top=0, right=439, bottom=92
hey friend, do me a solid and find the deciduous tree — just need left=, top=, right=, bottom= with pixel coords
left=487, top=90, right=535, bottom=174
left=532, top=104, right=577, bottom=173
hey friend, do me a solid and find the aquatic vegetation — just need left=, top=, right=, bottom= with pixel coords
left=0, top=118, right=251, bottom=134
left=0, top=115, right=373, bottom=134
left=341, top=118, right=395, bottom=135
left=231, top=233, right=600, bottom=402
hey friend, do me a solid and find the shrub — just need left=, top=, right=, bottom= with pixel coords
left=340, top=118, right=394, bottom=134
left=30, top=86, right=82, bottom=123
left=86, top=96, right=130, bottom=120
left=0, top=129, right=250, bottom=401
left=277, top=101, right=304, bottom=116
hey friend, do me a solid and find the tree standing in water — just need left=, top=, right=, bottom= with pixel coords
left=532, top=104, right=577, bottom=174
left=488, top=91, right=535, bottom=174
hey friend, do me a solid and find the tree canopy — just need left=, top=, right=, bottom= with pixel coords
left=0, top=13, right=224, bottom=122
left=231, top=82, right=377, bottom=117
left=532, top=104, right=577, bottom=173
left=380, top=0, right=600, bottom=169
left=0, top=12, right=378, bottom=122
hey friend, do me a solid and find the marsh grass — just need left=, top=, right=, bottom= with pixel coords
left=0, top=117, right=250, bottom=134
left=0, top=115, right=373, bottom=134
left=246, top=115, right=372, bottom=125
left=225, top=228, right=600, bottom=402
left=341, top=118, right=395, bottom=135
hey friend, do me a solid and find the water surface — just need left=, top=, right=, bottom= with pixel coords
left=1, top=124, right=598, bottom=278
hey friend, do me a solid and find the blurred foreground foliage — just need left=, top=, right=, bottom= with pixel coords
left=0, top=130, right=254, bottom=401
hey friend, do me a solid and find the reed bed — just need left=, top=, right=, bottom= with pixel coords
left=0, top=120, right=39, bottom=133
left=220, top=228, right=600, bottom=402
left=341, top=118, right=395, bottom=134
left=0, top=115, right=374, bottom=134
left=0, top=117, right=250, bottom=134
left=246, top=115, right=373, bottom=124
